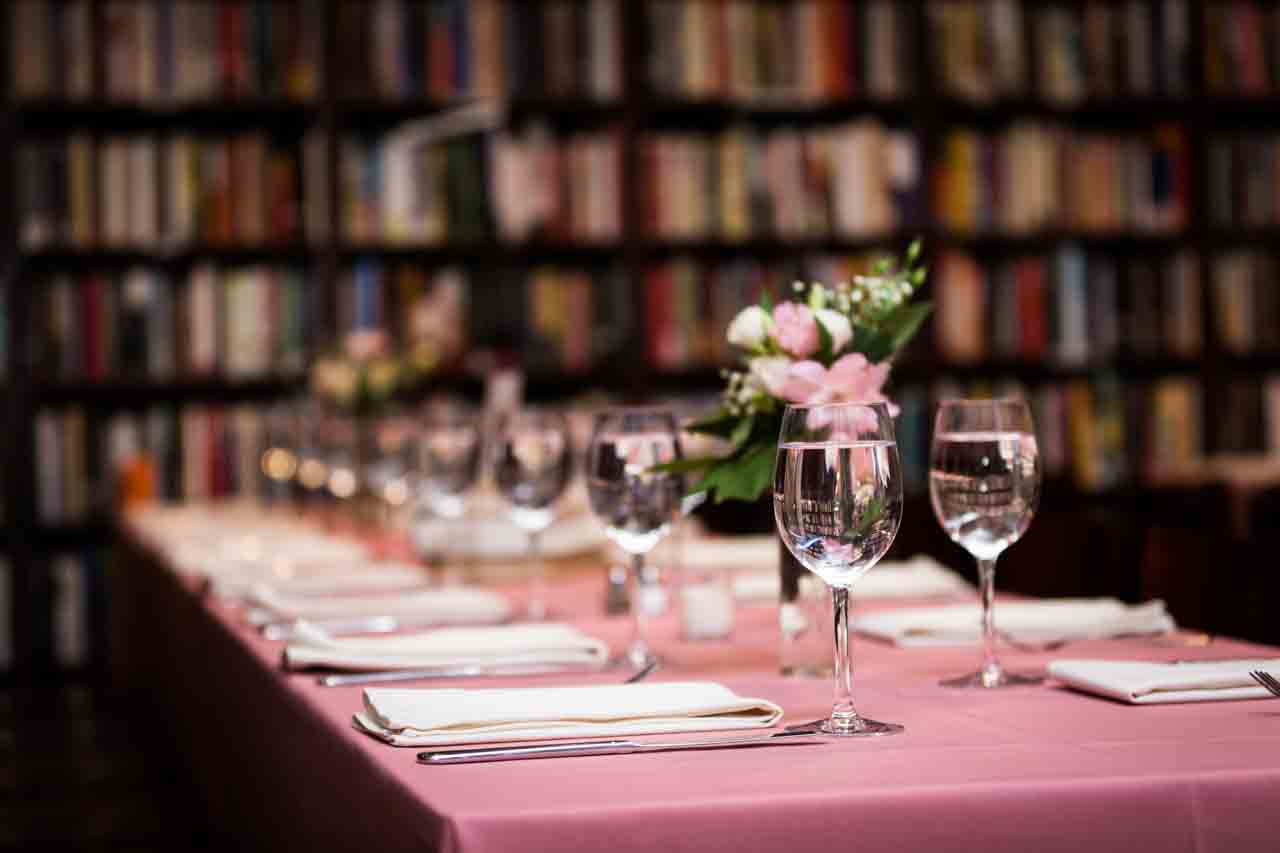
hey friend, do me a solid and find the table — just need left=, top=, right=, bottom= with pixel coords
left=112, top=512, right=1280, bottom=853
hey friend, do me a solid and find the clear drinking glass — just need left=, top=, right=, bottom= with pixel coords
left=585, top=408, right=685, bottom=669
left=411, top=400, right=483, bottom=582
left=929, top=398, right=1043, bottom=688
left=774, top=402, right=904, bottom=737
left=492, top=409, right=574, bottom=620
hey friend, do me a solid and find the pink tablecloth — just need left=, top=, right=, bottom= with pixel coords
left=113, top=520, right=1280, bottom=853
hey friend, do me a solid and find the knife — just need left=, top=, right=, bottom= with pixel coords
left=417, top=729, right=822, bottom=765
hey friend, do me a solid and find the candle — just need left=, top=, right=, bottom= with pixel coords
left=680, top=581, right=735, bottom=640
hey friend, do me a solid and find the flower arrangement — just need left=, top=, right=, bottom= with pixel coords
left=667, top=240, right=931, bottom=503
left=310, top=329, right=437, bottom=415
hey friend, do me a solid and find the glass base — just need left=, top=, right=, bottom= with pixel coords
left=818, top=717, right=904, bottom=737
left=941, top=668, right=1044, bottom=688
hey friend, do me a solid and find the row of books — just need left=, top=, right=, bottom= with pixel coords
left=934, top=250, right=1202, bottom=364
left=11, top=0, right=322, bottom=104
left=933, top=124, right=1189, bottom=234
left=1207, top=134, right=1280, bottom=229
left=336, top=0, right=621, bottom=101
left=31, top=266, right=311, bottom=382
left=341, top=128, right=622, bottom=246
left=1212, top=252, right=1280, bottom=355
left=647, top=0, right=911, bottom=102
left=643, top=255, right=894, bottom=369
left=930, top=0, right=1191, bottom=104
left=1204, top=1, right=1280, bottom=97
left=641, top=123, right=921, bottom=241
left=896, top=375, right=1273, bottom=493
left=338, top=261, right=634, bottom=374
left=47, top=551, right=105, bottom=670
left=36, top=405, right=269, bottom=523
left=17, top=133, right=324, bottom=250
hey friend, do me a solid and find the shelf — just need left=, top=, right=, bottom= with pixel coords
left=637, top=97, right=916, bottom=126
left=15, top=99, right=317, bottom=130
left=25, top=520, right=114, bottom=550
left=896, top=358, right=1205, bottom=383
left=639, top=236, right=913, bottom=257
left=19, top=245, right=318, bottom=268
left=339, top=242, right=625, bottom=264
left=336, top=96, right=625, bottom=127
left=935, top=232, right=1190, bottom=253
left=33, top=377, right=305, bottom=407
left=934, top=98, right=1196, bottom=126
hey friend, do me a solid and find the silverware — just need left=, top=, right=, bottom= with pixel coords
left=417, top=728, right=821, bottom=765
left=317, top=658, right=656, bottom=688
left=1250, top=671, right=1280, bottom=697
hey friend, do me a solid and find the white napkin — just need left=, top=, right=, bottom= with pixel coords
left=246, top=585, right=511, bottom=627
left=853, top=598, right=1176, bottom=647
left=353, top=681, right=784, bottom=746
left=733, top=554, right=972, bottom=602
left=284, top=621, right=609, bottom=672
left=414, top=514, right=605, bottom=561
left=208, top=561, right=429, bottom=600
left=683, top=536, right=778, bottom=574
left=1049, top=658, right=1280, bottom=704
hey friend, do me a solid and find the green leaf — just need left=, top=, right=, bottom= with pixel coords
left=650, top=456, right=723, bottom=475
left=853, top=495, right=885, bottom=537
left=851, top=323, right=895, bottom=363
left=685, top=410, right=740, bottom=439
left=906, top=238, right=922, bottom=263
left=814, top=312, right=834, bottom=363
left=758, top=288, right=773, bottom=313
left=873, top=256, right=892, bottom=275
left=708, top=442, right=777, bottom=503
left=729, top=414, right=755, bottom=450
left=910, top=267, right=927, bottom=286
left=879, top=302, right=933, bottom=355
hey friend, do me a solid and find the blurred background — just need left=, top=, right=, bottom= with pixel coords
left=4, top=0, right=1280, bottom=843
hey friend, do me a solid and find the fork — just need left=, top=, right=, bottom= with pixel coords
left=1249, top=671, right=1280, bottom=697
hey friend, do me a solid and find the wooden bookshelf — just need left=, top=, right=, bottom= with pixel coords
left=6, top=0, right=1280, bottom=680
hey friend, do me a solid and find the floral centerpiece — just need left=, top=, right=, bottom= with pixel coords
left=667, top=240, right=931, bottom=503
left=310, top=329, right=438, bottom=415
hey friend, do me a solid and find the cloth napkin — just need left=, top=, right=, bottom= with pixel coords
left=208, top=561, right=429, bottom=600
left=853, top=598, right=1176, bottom=647
left=733, top=554, right=972, bottom=602
left=413, top=514, right=605, bottom=561
left=247, top=585, right=511, bottom=627
left=1048, top=658, right=1280, bottom=704
left=353, top=681, right=784, bottom=746
left=284, top=621, right=609, bottom=672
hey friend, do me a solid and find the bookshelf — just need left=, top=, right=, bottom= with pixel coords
left=7, top=0, right=1280, bottom=680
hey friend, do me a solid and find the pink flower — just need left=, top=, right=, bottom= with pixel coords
left=345, top=329, right=389, bottom=362
left=771, top=302, right=820, bottom=358
left=780, top=354, right=898, bottom=414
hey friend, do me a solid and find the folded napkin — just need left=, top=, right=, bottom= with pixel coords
left=853, top=598, right=1176, bottom=647
left=683, top=536, right=777, bottom=574
left=353, top=681, right=784, bottom=746
left=413, top=514, right=605, bottom=561
left=733, top=554, right=972, bottom=603
left=247, top=585, right=511, bottom=627
left=285, top=621, right=609, bottom=672
left=209, top=561, right=429, bottom=600
left=1049, top=658, right=1280, bottom=704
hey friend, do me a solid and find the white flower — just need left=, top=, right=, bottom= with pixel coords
left=814, top=308, right=853, bottom=353
left=748, top=356, right=792, bottom=397
left=726, top=306, right=773, bottom=349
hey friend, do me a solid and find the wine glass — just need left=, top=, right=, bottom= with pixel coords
left=929, top=398, right=1042, bottom=688
left=260, top=403, right=300, bottom=507
left=492, top=409, right=574, bottom=620
left=365, top=410, right=415, bottom=547
left=585, top=408, right=684, bottom=669
left=411, top=400, right=483, bottom=582
left=774, top=402, right=904, bottom=737
left=293, top=398, right=330, bottom=515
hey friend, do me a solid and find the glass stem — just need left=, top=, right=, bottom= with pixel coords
left=627, top=553, right=652, bottom=668
left=978, top=558, right=1001, bottom=682
left=830, top=586, right=859, bottom=730
left=527, top=530, right=546, bottom=621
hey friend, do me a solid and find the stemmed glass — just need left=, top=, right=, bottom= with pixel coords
left=774, top=402, right=904, bottom=736
left=585, top=408, right=685, bottom=670
left=492, top=409, right=574, bottom=620
left=411, top=400, right=484, bottom=583
left=929, top=398, right=1042, bottom=688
